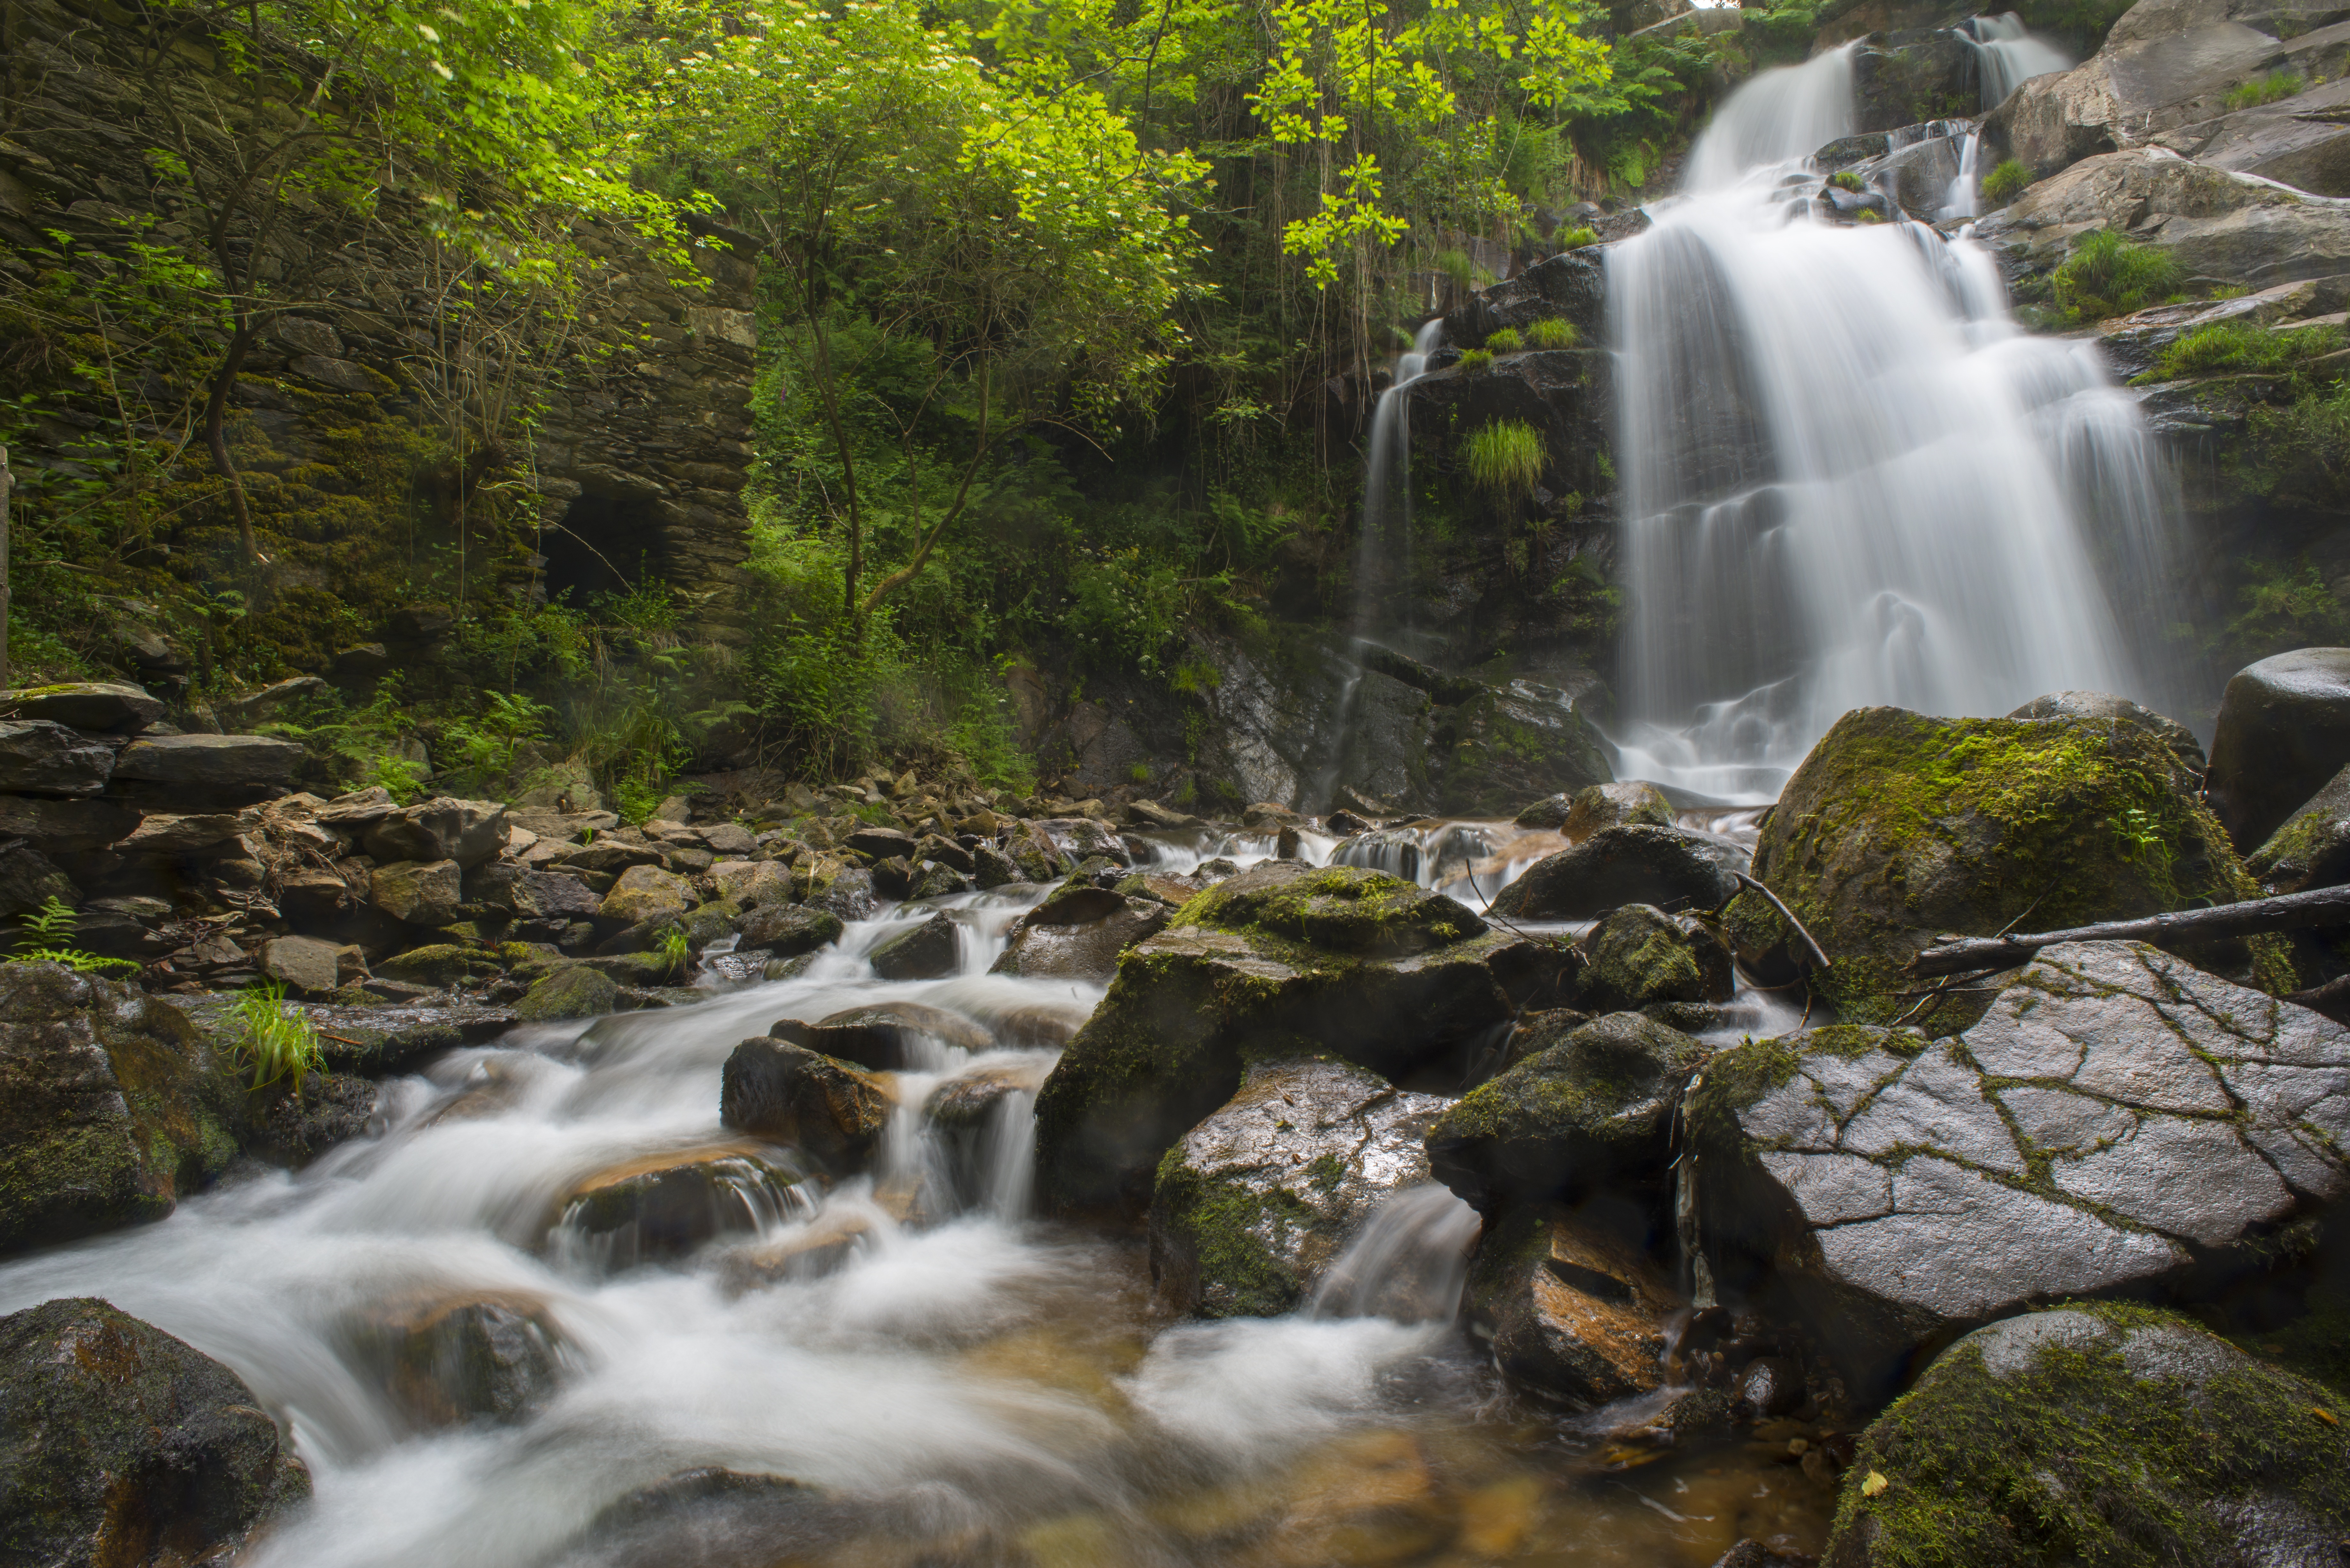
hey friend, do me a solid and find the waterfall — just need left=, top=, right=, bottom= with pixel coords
left=1944, top=128, right=1983, bottom=220
left=1308, top=1184, right=1481, bottom=1322
left=1684, top=45, right=1858, bottom=192
left=1354, top=318, right=1445, bottom=636
left=1964, top=13, right=2073, bottom=109
left=1608, top=56, right=2182, bottom=802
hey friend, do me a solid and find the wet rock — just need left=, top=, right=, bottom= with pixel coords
left=1489, top=824, right=1748, bottom=923
left=868, top=855, right=914, bottom=899
left=1689, top=940, right=2350, bottom=1398
left=1714, top=1540, right=1818, bottom=1568
left=907, top=861, right=972, bottom=899
left=1003, top=821, right=1071, bottom=882
left=1580, top=904, right=1736, bottom=1012
left=1126, top=798, right=1202, bottom=829
left=804, top=865, right=878, bottom=923
left=869, top=911, right=959, bottom=980
left=600, top=863, right=697, bottom=925
left=792, top=1001, right=992, bottom=1069
left=1558, top=780, right=1674, bottom=837
left=0, top=719, right=115, bottom=796
left=1466, top=1205, right=1677, bottom=1407
left=991, top=887, right=1169, bottom=981
left=0, top=795, right=143, bottom=853
left=970, top=843, right=1024, bottom=888
left=0, top=963, right=246, bottom=1254
left=1823, top=1301, right=2350, bottom=1568
left=371, top=858, right=463, bottom=926
left=258, top=934, right=344, bottom=997
left=555, top=1142, right=807, bottom=1261
left=375, top=944, right=504, bottom=989
left=845, top=824, right=916, bottom=861
left=364, top=796, right=509, bottom=868
left=1034, top=863, right=1515, bottom=1213
left=1427, top=1012, right=1709, bottom=1211
left=111, top=811, right=242, bottom=855
left=2208, top=647, right=2350, bottom=851
left=1723, top=706, right=2256, bottom=1025
left=109, top=732, right=303, bottom=804
left=249, top=1071, right=379, bottom=1164
left=343, top=1291, right=562, bottom=1429
left=1849, top=33, right=1974, bottom=133
left=0, top=680, right=164, bottom=731
left=1431, top=681, right=1614, bottom=817
left=2249, top=760, right=2350, bottom=893
left=1149, top=1054, right=1450, bottom=1318
left=1441, top=248, right=1606, bottom=348
left=0, top=1297, right=309, bottom=1561
left=474, top=865, right=602, bottom=920
left=737, top=903, right=844, bottom=958
left=707, top=859, right=791, bottom=908
left=515, top=966, right=617, bottom=1021
left=2009, top=688, right=2208, bottom=775
left=0, top=843, right=77, bottom=921
left=720, top=1039, right=889, bottom=1171
left=589, top=1467, right=827, bottom=1566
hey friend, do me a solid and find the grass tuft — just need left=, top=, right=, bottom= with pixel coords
left=2052, top=228, right=2186, bottom=322
left=1525, top=318, right=1578, bottom=350
left=1463, top=420, right=1547, bottom=503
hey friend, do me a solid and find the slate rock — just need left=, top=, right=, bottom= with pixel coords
left=370, top=859, right=462, bottom=927
left=1148, top=1054, right=1452, bottom=1317
left=110, top=733, right=303, bottom=798
left=869, top=910, right=960, bottom=980
left=111, top=812, right=242, bottom=855
left=364, top=796, right=509, bottom=868
left=720, top=1038, right=889, bottom=1172
left=0, top=844, right=77, bottom=922
left=1490, top=824, right=1747, bottom=922
left=0, top=680, right=164, bottom=731
left=0, top=795, right=143, bottom=852
left=0, top=720, right=114, bottom=796
left=0, top=1298, right=309, bottom=1562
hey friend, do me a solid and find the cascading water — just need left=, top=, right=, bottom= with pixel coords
left=1609, top=48, right=2183, bottom=801
left=1355, top=317, right=1447, bottom=638
left=1963, top=12, right=2073, bottom=108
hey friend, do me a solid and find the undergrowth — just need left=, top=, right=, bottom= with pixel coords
left=1463, top=421, right=1546, bottom=503
left=230, top=979, right=324, bottom=1095
left=2052, top=229, right=2186, bottom=322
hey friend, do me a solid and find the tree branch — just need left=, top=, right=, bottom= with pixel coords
left=1908, top=886, right=2350, bottom=978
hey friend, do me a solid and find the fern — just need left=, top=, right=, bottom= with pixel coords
left=6, top=897, right=138, bottom=974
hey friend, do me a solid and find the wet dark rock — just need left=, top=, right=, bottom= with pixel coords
left=803, top=865, right=878, bottom=923
left=1713, top=1540, right=1817, bottom=1568
left=1850, top=34, right=1975, bottom=133
left=1689, top=941, right=2350, bottom=1399
left=363, top=796, right=509, bottom=868
left=589, top=1467, right=829, bottom=1567
left=2208, top=648, right=2350, bottom=851
left=1514, top=780, right=1672, bottom=836
left=343, top=1292, right=563, bottom=1429
left=794, top=1001, right=992, bottom=1069
left=375, top=944, right=504, bottom=989
left=1466, top=1204, right=1677, bottom=1407
left=845, top=824, right=916, bottom=860
left=2249, top=760, right=2350, bottom=894
left=370, top=859, right=463, bottom=927
left=1441, top=249, right=1606, bottom=347
left=1823, top=1302, right=2350, bottom=1568
left=109, top=733, right=303, bottom=804
left=0, top=843, right=78, bottom=921
left=991, top=889, right=1169, bottom=981
left=111, top=811, right=242, bottom=855
left=560, top=841, right=664, bottom=875
left=869, top=911, right=960, bottom=980
left=1148, top=1054, right=1450, bottom=1318
left=1580, top=904, right=1736, bottom=1013
left=736, top=903, right=844, bottom=958
left=0, top=1297, right=310, bottom=1562
left=1489, top=824, right=1747, bottom=922
left=0, top=964, right=247, bottom=1255
left=1735, top=1354, right=1807, bottom=1420
left=1034, top=863, right=1515, bottom=1214
left=515, top=966, right=618, bottom=1021
left=1426, top=1012, right=1709, bottom=1211
left=1126, top=798, right=1202, bottom=830
left=720, top=1039, right=888, bottom=1171
left=0, top=719, right=115, bottom=796
left=868, top=855, right=913, bottom=899
left=1002, top=821, right=1071, bottom=882
left=0, top=680, right=165, bottom=732
left=970, top=843, right=1024, bottom=889
left=2008, top=688, right=2208, bottom=776
left=556, top=1142, right=807, bottom=1260
left=250, top=1072, right=379, bottom=1164
left=0, top=795, right=143, bottom=853
left=907, top=861, right=972, bottom=899
left=473, top=865, right=602, bottom=920
left=913, top=833, right=973, bottom=873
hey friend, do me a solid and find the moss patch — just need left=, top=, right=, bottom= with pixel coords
left=1151, top=1141, right=1323, bottom=1318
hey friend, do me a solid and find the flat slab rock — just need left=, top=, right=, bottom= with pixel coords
left=1691, top=940, right=2350, bottom=1381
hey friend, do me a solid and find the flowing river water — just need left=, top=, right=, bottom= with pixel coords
left=0, top=822, right=1828, bottom=1568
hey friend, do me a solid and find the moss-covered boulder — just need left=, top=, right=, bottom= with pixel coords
left=1726, top=705, right=2270, bottom=1024
left=1581, top=904, right=1735, bottom=1013
left=1425, top=1012, right=1709, bottom=1211
left=2207, top=647, right=2350, bottom=852
left=991, top=887, right=1170, bottom=981
left=375, top=943, right=505, bottom=989
left=0, top=1297, right=310, bottom=1561
left=1490, top=825, right=1748, bottom=922
left=1033, top=862, right=1515, bottom=1215
left=515, top=965, right=617, bottom=1022
left=599, top=864, right=697, bottom=926
left=1148, top=1053, right=1450, bottom=1318
left=2248, top=760, right=2350, bottom=894
left=1687, top=941, right=2350, bottom=1398
left=1430, top=685, right=1613, bottom=816
left=1823, top=1302, right=2350, bottom=1567
left=0, top=964, right=248, bottom=1256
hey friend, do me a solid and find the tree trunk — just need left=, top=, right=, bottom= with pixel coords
left=1908, top=885, right=2350, bottom=977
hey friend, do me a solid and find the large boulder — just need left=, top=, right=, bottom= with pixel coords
left=1426, top=1012, right=1710, bottom=1211
left=340, top=1291, right=563, bottom=1430
left=1490, top=824, right=1747, bottom=923
left=1033, top=862, right=1516, bottom=1214
left=2208, top=648, right=2350, bottom=851
left=0, top=720, right=114, bottom=796
left=868, top=911, right=960, bottom=980
left=257, top=934, right=345, bottom=998
left=1687, top=941, right=2350, bottom=1397
left=1579, top=904, right=1735, bottom=1012
left=370, top=859, right=463, bottom=927
left=514, top=966, right=617, bottom=1021
left=1823, top=1302, right=2350, bottom=1567
left=2007, top=688, right=2207, bottom=774
left=779, top=1002, right=992, bottom=1070
left=0, top=1298, right=309, bottom=1560
left=0, top=681, right=163, bottom=731
left=364, top=797, right=509, bottom=868
left=736, top=903, right=845, bottom=958
left=0, top=844, right=77, bottom=921
left=1850, top=31, right=1977, bottom=132
left=1464, top=1205, right=1679, bottom=1407
left=552, top=1143, right=807, bottom=1263
left=719, top=1039, right=889, bottom=1172
left=1147, top=1054, right=1449, bottom=1318
left=1726, top=705, right=2266, bottom=1023
left=991, top=886, right=1171, bottom=981
left=2248, top=760, right=2350, bottom=893
left=0, top=964, right=247, bottom=1255
left=108, top=733, right=303, bottom=804
left=599, top=864, right=697, bottom=925
left=0, top=796, right=142, bottom=854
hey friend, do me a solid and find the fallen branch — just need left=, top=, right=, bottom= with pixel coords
left=1909, top=885, right=2350, bottom=979
left=1720, top=872, right=1834, bottom=973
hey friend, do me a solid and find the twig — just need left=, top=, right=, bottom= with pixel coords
left=1910, top=885, right=2350, bottom=978
left=1720, top=871, right=1832, bottom=972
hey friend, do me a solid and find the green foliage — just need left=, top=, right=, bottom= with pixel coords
left=1525, top=318, right=1579, bottom=350
left=1463, top=420, right=1547, bottom=504
left=1456, top=348, right=1496, bottom=374
left=2245, top=380, right=2350, bottom=511
left=1484, top=327, right=1524, bottom=353
left=2052, top=229, right=2187, bottom=322
left=5, top=897, right=139, bottom=974
left=2219, top=559, right=2350, bottom=667
left=657, top=926, right=691, bottom=978
left=1555, top=226, right=1599, bottom=250
left=229, top=980, right=324, bottom=1096
left=1829, top=170, right=1865, bottom=192
left=2136, top=320, right=2346, bottom=384
left=2226, top=71, right=2305, bottom=109
left=1981, top=158, right=2033, bottom=206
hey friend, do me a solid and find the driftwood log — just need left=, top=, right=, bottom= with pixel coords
left=1908, top=885, right=2350, bottom=979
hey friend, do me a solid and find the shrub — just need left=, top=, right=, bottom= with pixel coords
left=1981, top=158, right=2033, bottom=206
left=1525, top=318, right=1579, bottom=350
left=2051, top=228, right=2186, bottom=321
left=230, top=980, right=323, bottom=1096
left=2136, top=320, right=2346, bottom=384
left=1463, top=420, right=1547, bottom=502
left=1829, top=169, right=1866, bottom=192
left=1456, top=347, right=1495, bottom=374
left=2226, top=71, right=2304, bottom=110
left=1484, top=327, right=1524, bottom=352
left=1557, top=225, right=1599, bottom=249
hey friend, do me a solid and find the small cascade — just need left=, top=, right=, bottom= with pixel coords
left=1943, top=127, right=1983, bottom=220
left=1308, top=1184, right=1482, bottom=1322
left=1354, top=318, right=1445, bottom=637
left=1962, top=12, right=2073, bottom=109
left=1684, top=44, right=1857, bottom=191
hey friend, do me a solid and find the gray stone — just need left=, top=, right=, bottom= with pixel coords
left=258, top=935, right=343, bottom=997
left=1489, top=824, right=1748, bottom=922
left=971, top=844, right=1024, bottom=889
left=2248, top=759, right=2350, bottom=892
left=0, top=796, right=142, bottom=852
left=719, top=1038, right=888, bottom=1171
left=990, top=889, right=1169, bottom=981
left=371, top=859, right=463, bottom=926
left=364, top=796, right=509, bottom=868
left=2008, top=689, right=2207, bottom=774
left=1148, top=1054, right=1451, bottom=1317
left=479, top=866, right=603, bottom=920
left=111, top=812, right=243, bottom=855
left=515, top=965, right=617, bottom=1021
left=737, top=902, right=845, bottom=957
left=0, top=680, right=163, bottom=732
left=804, top=866, right=878, bottom=922
left=0, top=720, right=114, bottom=796
left=869, top=910, right=959, bottom=980
left=2209, top=648, right=2350, bottom=849
left=111, top=733, right=303, bottom=803
left=599, top=864, right=696, bottom=925
left=0, top=845, right=77, bottom=922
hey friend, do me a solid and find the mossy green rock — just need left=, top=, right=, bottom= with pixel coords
left=2247, top=759, right=2350, bottom=893
left=1580, top=904, right=1735, bottom=1012
left=1033, top=862, right=1513, bottom=1215
left=1425, top=1012, right=1709, bottom=1209
left=0, top=964, right=248, bottom=1256
left=0, top=1297, right=310, bottom=1561
left=376, top=944, right=505, bottom=989
left=515, top=965, right=617, bottom=1021
left=1823, top=1301, right=2350, bottom=1567
left=1727, top=705, right=2272, bottom=1024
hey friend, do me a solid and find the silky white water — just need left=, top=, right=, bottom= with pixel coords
left=1966, top=12, right=2073, bottom=108
left=1610, top=51, right=2181, bottom=801
left=1355, top=318, right=1448, bottom=640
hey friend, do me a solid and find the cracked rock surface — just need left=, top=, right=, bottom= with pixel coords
left=1690, top=940, right=2350, bottom=1388
left=1148, top=1053, right=1450, bottom=1318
